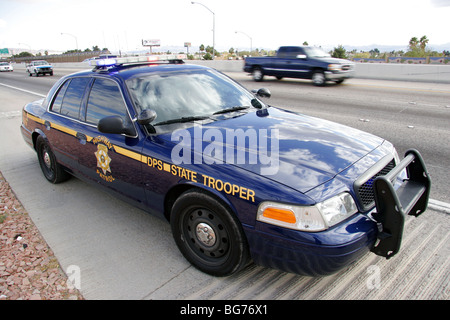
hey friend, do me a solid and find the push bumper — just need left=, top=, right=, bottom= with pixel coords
left=370, top=149, right=431, bottom=258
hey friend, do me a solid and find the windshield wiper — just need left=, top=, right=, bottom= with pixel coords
left=213, top=106, right=249, bottom=115
left=154, top=116, right=209, bottom=126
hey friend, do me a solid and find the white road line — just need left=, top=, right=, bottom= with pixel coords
left=428, top=199, right=450, bottom=214
left=0, top=82, right=46, bottom=98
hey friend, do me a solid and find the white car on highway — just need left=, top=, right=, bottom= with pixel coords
left=26, top=60, right=53, bottom=77
left=0, top=62, right=13, bottom=72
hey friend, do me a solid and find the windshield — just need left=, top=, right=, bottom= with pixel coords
left=126, top=69, right=260, bottom=124
left=34, top=61, right=49, bottom=65
left=304, top=47, right=330, bottom=58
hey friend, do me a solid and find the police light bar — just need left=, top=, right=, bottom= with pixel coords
left=90, top=54, right=187, bottom=68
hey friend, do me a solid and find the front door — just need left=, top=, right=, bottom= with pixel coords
left=75, top=77, right=146, bottom=206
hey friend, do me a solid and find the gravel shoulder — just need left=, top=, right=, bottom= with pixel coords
left=0, top=171, right=83, bottom=300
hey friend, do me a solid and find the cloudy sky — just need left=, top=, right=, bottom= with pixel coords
left=1, top=0, right=449, bottom=53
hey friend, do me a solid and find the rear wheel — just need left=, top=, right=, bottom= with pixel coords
left=252, top=67, right=264, bottom=82
left=170, top=189, right=250, bottom=276
left=36, top=136, right=70, bottom=184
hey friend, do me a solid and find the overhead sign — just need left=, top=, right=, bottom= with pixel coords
left=0, top=48, right=9, bottom=54
left=142, top=39, right=161, bottom=47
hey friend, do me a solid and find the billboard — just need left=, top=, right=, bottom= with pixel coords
left=142, top=39, right=161, bottom=47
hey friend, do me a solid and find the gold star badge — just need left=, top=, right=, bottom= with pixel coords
left=95, top=144, right=112, bottom=175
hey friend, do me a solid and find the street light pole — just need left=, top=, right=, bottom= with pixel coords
left=61, top=33, right=79, bottom=52
left=191, top=1, right=215, bottom=60
left=235, top=31, right=252, bottom=55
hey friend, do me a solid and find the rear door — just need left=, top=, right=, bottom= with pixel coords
left=46, top=77, right=91, bottom=173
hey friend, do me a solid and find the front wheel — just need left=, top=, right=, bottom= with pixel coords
left=170, top=189, right=250, bottom=276
left=312, top=70, right=326, bottom=86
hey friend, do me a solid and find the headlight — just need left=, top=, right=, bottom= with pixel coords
left=257, top=193, right=358, bottom=232
left=328, top=64, right=342, bottom=71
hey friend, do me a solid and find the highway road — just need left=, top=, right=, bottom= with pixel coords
left=0, top=64, right=448, bottom=301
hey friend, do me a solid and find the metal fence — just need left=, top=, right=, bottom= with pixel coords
left=8, top=51, right=109, bottom=64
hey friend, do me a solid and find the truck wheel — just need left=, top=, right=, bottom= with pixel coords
left=312, top=71, right=326, bottom=86
left=252, top=67, right=264, bottom=82
left=170, top=189, right=250, bottom=276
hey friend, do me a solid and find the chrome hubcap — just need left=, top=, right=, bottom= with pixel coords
left=43, top=151, right=52, bottom=168
left=195, top=222, right=216, bottom=247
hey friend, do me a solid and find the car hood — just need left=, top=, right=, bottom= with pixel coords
left=160, top=107, right=384, bottom=193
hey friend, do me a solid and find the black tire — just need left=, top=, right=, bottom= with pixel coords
left=312, top=70, right=326, bottom=86
left=170, top=189, right=250, bottom=276
left=36, top=136, right=70, bottom=184
left=252, top=67, right=264, bottom=82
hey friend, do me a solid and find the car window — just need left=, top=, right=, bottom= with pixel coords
left=50, top=80, right=70, bottom=113
left=127, top=69, right=256, bottom=124
left=86, top=78, right=130, bottom=125
left=59, top=78, right=90, bottom=119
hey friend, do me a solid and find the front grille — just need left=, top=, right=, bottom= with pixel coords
left=357, top=159, right=396, bottom=209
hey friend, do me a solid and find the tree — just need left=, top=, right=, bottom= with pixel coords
left=369, top=48, right=380, bottom=58
left=13, top=52, right=33, bottom=58
left=406, top=35, right=430, bottom=57
left=331, top=45, right=348, bottom=59
left=419, top=36, right=429, bottom=50
left=409, top=37, right=419, bottom=51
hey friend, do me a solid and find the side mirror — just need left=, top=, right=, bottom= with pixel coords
left=137, top=109, right=157, bottom=125
left=254, top=88, right=271, bottom=98
left=98, top=115, right=135, bottom=136
left=296, top=54, right=307, bottom=59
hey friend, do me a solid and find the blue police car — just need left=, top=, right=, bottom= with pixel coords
left=20, top=55, right=431, bottom=276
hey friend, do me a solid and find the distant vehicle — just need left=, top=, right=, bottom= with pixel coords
left=26, top=60, right=53, bottom=77
left=0, top=62, right=13, bottom=72
left=244, top=46, right=354, bottom=86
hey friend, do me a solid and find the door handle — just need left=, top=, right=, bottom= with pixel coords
left=76, top=132, right=87, bottom=145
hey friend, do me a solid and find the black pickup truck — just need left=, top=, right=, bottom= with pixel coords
left=244, top=46, right=355, bottom=86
